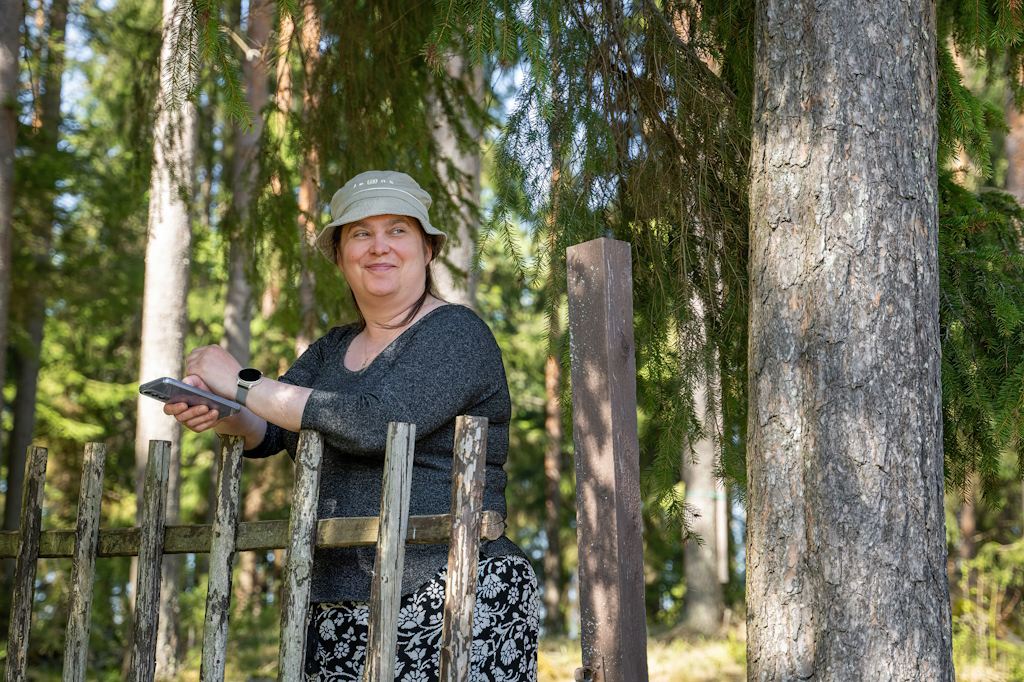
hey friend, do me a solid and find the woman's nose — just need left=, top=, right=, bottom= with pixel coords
left=370, top=233, right=390, bottom=253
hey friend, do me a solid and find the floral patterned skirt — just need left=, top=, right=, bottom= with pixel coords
left=304, top=555, right=539, bottom=682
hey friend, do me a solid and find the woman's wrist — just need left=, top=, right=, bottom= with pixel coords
left=240, top=377, right=313, bottom=433
left=214, top=407, right=268, bottom=450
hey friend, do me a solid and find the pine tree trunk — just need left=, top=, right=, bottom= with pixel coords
left=681, top=366, right=724, bottom=635
left=223, top=0, right=270, bottom=369
left=429, top=54, right=482, bottom=308
left=235, top=466, right=269, bottom=611
left=224, top=0, right=271, bottom=607
left=0, top=0, right=23, bottom=571
left=542, top=353, right=564, bottom=632
left=1004, top=97, right=1024, bottom=203
left=746, top=1, right=953, bottom=678
left=294, top=0, right=320, bottom=357
left=3, top=0, right=66, bottom=584
left=958, top=474, right=977, bottom=562
left=130, top=0, right=196, bottom=675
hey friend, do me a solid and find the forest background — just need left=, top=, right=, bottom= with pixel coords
left=2, top=0, right=1024, bottom=680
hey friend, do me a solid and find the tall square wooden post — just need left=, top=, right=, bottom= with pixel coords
left=567, top=237, right=649, bottom=682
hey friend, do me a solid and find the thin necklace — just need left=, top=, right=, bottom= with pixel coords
left=360, top=325, right=404, bottom=369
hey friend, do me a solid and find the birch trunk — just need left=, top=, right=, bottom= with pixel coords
left=681, top=372, right=723, bottom=635
left=131, top=0, right=196, bottom=675
left=746, top=1, right=953, bottom=678
left=430, top=55, right=482, bottom=308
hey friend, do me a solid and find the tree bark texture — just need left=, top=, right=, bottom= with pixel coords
left=1003, top=95, right=1024, bottom=204
left=294, top=0, right=320, bottom=358
left=681, top=368, right=724, bottom=635
left=542, top=353, right=564, bottom=633
left=4, top=0, right=66, bottom=557
left=0, top=0, right=24, bottom=544
left=223, top=0, right=271, bottom=369
left=131, top=0, right=195, bottom=670
left=746, top=1, right=953, bottom=679
left=429, top=54, right=482, bottom=309
left=958, top=474, right=977, bottom=563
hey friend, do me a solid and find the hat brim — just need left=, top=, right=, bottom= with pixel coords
left=315, top=191, right=447, bottom=263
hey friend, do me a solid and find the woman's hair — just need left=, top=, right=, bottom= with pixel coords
left=332, top=219, right=445, bottom=330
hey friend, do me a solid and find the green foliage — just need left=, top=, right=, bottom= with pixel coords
left=953, top=537, right=1024, bottom=677
left=938, top=42, right=1005, bottom=179
left=441, top=1, right=751, bottom=535
left=939, top=179, right=1024, bottom=499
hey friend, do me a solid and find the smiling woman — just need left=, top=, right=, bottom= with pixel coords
left=163, top=170, right=540, bottom=681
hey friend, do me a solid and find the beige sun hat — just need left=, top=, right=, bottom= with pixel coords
left=315, top=170, right=447, bottom=263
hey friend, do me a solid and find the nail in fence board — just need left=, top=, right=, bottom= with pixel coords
left=4, top=446, right=48, bottom=682
left=128, top=440, right=172, bottom=682
left=62, top=443, right=106, bottom=682
left=200, top=435, right=245, bottom=681
left=566, top=238, right=650, bottom=682
left=277, top=429, right=324, bottom=681
left=363, top=422, right=416, bottom=682
left=439, top=416, right=488, bottom=682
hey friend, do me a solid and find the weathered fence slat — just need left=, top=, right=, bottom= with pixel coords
left=128, top=440, right=171, bottom=682
left=4, top=446, right=48, bottom=682
left=62, top=443, right=106, bottom=682
left=0, top=512, right=505, bottom=558
left=567, top=238, right=650, bottom=682
left=439, top=416, right=488, bottom=682
left=363, top=422, right=416, bottom=682
left=200, top=435, right=245, bottom=682
left=277, top=429, right=324, bottom=682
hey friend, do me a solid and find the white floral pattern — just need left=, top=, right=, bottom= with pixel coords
left=304, top=556, right=539, bottom=682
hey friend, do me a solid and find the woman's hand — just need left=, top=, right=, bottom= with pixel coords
left=163, top=374, right=223, bottom=433
left=184, top=345, right=243, bottom=399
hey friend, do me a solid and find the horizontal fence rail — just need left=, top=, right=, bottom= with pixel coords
left=0, top=512, right=505, bottom=558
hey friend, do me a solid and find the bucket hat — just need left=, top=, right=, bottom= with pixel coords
left=315, top=170, right=447, bottom=263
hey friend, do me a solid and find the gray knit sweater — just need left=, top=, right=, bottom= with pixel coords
left=243, top=304, right=524, bottom=603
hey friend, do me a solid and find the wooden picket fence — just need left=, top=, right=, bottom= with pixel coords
left=0, top=237, right=650, bottom=682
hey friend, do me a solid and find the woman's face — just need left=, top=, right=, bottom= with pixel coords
left=337, top=214, right=432, bottom=306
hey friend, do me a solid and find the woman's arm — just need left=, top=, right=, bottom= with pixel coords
left=163, top=345, right=314, bottom=448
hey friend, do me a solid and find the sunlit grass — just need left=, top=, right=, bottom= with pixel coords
left=539, top=635, right=746, bottom=682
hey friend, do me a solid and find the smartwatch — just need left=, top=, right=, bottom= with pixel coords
left=235, top=368, right=263, bottom=406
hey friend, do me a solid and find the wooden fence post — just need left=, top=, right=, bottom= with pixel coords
left=363, top=422, right=416, bottom=682
left=439, top=416, right=488, bottom=682
left=277, top=429, right=324, bottom=681
left=566, top=238, right=649, bottom=682
left=129, top=440, right=171, bottom=682
left=200, top=435, right=245, bottom=682
left=62, top=443, right=106, bottom=682
left=4, top=446, right=48, bottom=682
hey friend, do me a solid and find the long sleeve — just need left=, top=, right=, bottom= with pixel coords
left=242, top=325, right=346, bottom=459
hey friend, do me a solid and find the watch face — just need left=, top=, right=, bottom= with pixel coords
left=238, top=367, right=262, bottom=383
